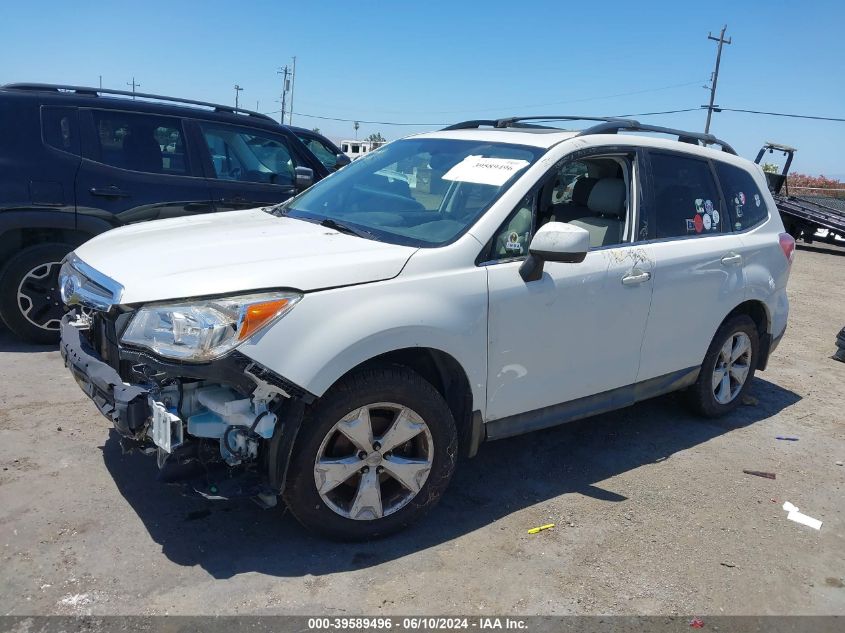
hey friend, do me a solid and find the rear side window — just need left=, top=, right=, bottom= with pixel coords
left=89, top=110, right=188, bottom=175
left=715, top=161, right=768, bottom=231
left=651, top=152, right=723, bottom=238
left=297, top=134, right=337, bottom=169
left=42, top=107, right=79, bottom=155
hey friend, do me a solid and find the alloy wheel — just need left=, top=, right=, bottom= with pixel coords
left=313, top=402, right=434, bottom=521
left=712, top=332, right=752, bottom=405
left=16, top=261, right=65, bottom=331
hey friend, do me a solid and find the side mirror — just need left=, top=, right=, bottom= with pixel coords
left=294, top=166, right=314, bottom=193
left=334, top=154, right=351, bottom=169
left=519, top=222, right=590, bottom=282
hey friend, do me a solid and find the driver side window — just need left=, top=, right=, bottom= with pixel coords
left=486, top=154, right=634, bottom=261
left=200, top=123, right=297, bottom=186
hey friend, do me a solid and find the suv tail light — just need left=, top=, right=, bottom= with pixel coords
left=779, top=232, right=796, bottom=263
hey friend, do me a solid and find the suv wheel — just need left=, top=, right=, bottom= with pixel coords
left=282, top=366, right=458, bottom=540
left=0, top=243, right=73, bottom=344
left=688, top=314, right=759, bottom=417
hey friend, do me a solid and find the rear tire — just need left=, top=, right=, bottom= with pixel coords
left=282, top=366, right=458, bottom=540
left=687, top=315, right=759, bottom=418
left=0, top=243, right=73, bottom=344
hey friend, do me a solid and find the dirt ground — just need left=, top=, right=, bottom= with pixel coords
left=0, top=242, right=843, bottom=617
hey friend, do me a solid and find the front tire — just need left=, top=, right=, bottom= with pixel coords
left=0, top=243, right=73, bottom=344
left=688, top=314, right=759, bottom=417
left=282, top=366, right=458, bottom=540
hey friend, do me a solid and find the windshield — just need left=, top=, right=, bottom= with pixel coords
left=275, top=138, right=545, bottom=247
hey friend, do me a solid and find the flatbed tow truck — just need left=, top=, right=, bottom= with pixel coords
left=755, top=142, right=845, bottom=244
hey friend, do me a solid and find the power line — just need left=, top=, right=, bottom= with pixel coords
left=715, top=107, right=845, bottom=123
left=262, top=105, right=844, bottom=129
left=263, top=107, right=704, bottom=127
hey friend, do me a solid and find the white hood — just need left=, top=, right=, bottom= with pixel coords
left=75, top=208, right=417, bottom=304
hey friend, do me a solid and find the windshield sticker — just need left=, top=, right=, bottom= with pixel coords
left=695, top=198, right=704, bottom=214
left=505, top=231, right=523, bottom=253
left=686, top=218, right=697, bottom=233
left=703, top=214, right=713, bottom=231
left=704, top=199, right=713, bottom=214
left=694, top=214, right=704, bottom=233
left=754, top=193, right=761, bottom=207
left=442, top=155, right=531, bottom=187
left=711, top=210, right=720, bottom=226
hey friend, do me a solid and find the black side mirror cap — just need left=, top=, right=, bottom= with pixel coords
left=334, top=154, right=351, bottom=169
left=294, top=166, right=314, bottom=192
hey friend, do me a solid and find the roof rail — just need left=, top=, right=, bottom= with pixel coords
left=1, top=83, right=276, bottom=122
left=578, top=120, right=737, bottom=155
left=441, top=115, right=737, bottom=155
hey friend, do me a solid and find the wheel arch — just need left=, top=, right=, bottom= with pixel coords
left=325, top=346, right=481, bottom=459
left=720, top=299, right=773, bottom=370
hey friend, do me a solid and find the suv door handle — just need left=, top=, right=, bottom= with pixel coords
left=219, top=196, right=248, bottom=205
left=90, top=186, right=131, bottom=198
left=621, top=270, right=651, bottom=286
left=721, top=253, right=743, bottom=266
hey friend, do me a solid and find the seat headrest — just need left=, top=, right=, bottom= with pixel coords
left=571, top=177, right=598, bottom=206
left=587, top=178, right=626, bottom=218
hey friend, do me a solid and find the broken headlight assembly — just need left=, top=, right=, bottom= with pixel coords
left=121, top=291, right=301, bottom=362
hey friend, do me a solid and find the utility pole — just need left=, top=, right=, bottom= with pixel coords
left=126, top=77, right=140, bottom=99
left=288, top=56, right=296, bottom=125
left=277, top=65, right=290, bottom=124
left=704, top=24, right=731, bottom=134
left=234, top=84, right=243, bottom=109
left=354, top=121, right=360, bottom=139
left=99, top=75, right=102, bottom=89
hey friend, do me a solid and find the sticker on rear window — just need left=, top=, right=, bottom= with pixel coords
left=505, top=231, right=523, bottom=253
left=754, top=193, right=761, bottom=207
left=442, top=155, right=530, bottom=187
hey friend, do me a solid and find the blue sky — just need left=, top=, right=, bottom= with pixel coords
left=4, top=0, right=843, bottom=176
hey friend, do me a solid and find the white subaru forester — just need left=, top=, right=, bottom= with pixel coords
left=59, top=116, right=793, bottom=540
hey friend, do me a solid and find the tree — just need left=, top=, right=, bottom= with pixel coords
left=311, top=127, right=321, bottom=134
left=787, top=173, right=845, bottom=199
left=761, top=163, right=779, bottom=174
left=366, top=132, right=386, bottom=144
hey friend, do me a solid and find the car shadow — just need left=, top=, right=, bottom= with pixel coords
left=100, top=377, right=800, bottom=579
left=0, top=328, right=57, bottom=353
left=796, top=242, right=845, bottom=258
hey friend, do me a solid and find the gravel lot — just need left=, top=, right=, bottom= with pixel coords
left=0, top=242, right=843, bottom=617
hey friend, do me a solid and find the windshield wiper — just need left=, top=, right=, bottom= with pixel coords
left=319, top=218, right=378, bottom=241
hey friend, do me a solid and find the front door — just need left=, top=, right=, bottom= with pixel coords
left=485, top=151, right=654, bottom=426
left=195, top=121, right=302, bottom=211
left=76, top=108, right=214, bottom=226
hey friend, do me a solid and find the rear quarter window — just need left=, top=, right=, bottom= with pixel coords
left=42, top=106, right=80, bottom=156
left=715, top=161, right=768, bottom=231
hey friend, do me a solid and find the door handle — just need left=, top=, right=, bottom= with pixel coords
left=621, top=270, right=651, bottom=286
left=721, top=253, right=743, bottom=266
left=219, top=196, right=248, bottom=205
left=89, top=186, right=131, bottom=198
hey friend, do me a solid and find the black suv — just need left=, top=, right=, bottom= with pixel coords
left=0, top=83, right=348, bottom=343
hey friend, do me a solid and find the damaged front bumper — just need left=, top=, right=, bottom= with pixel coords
left=59, top=312, right=309, bottom=502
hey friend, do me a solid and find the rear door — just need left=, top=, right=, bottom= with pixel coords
left=194, top=121, right=320, bottom=211
left=636, top=150, right=746, bottom=382
left=75, top=108, right=214, bottom=226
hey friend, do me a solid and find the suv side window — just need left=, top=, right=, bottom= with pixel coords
left=297, top=134, right=337, bottom=169
left=651, top=152, right=723, bottom=238
left=715, top=161, right=768, bottom=231
left=201, top=123, right=297, bottom=185
left=42, top=107, right=79, bottom=155
left=89, top=110, right=188, bottom=175
left=485, top=155, right=633, bottom=261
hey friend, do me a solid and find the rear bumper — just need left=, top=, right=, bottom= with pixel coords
left=60, top=314, right=151, bottom=437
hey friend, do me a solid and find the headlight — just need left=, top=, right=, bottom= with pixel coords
left=121, top=291, right=301, bottom=361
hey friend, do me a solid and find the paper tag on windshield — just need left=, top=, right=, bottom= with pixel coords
left=442, top=155, right=530, bottom=187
